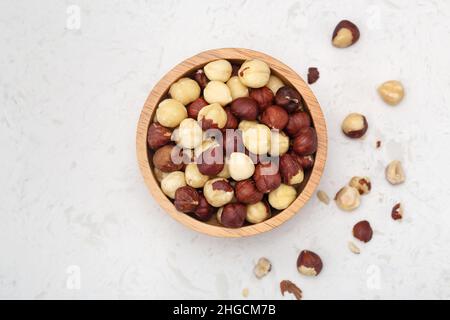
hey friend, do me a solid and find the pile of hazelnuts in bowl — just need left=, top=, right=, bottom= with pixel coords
left=147, top=58, right=318, bottom=229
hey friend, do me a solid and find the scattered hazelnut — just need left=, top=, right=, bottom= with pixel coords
left=242, top=288, right=249, bottom=298
left=228, top=152, right=255, bottom=181
left=223, top=107, right=238, bottom=129
left=203, top=178, right=234, bottom=207
left=297, top=250, right=323, bottom=276
left=174, top=186, right=200, bottom=213
left=242, top=123, right=271, bottom=155
left=253, top=257, right=272, bottom=279
left=317, top=190, right=330, bottom=205
left=385, top=160, right=406, bottom=185
left=226, top=76, right=249, bottom=100
left=266, top=75, right=284, bottom=95
left=352, top=220, right=373, bottom=243
left=280, top=154, right=304, bottom=185
left=249, top=87, right=274, bottom=111
left=348, top=241, right=361, bottom=254
left=197, top=103, right=228, bottom=129
left=235, top=179, right=263, bottom=204
left=307, top=67, right=320, bottom=84
left=275, top=86, right=302, bottom=113
left=332, top=20, right=360, bottom=48
left=187, top=97, right=208, bottom=119
left=230, top=97, right=259, bottom=121
left=341, top=113, right=368, bottom=138
left=184, top=163, right=209, bottom=188
left=169, top=77, right=201, bottom=105
left=260, top=105, right=289, bottom=130
left=153, top=167, right=169, bottom=183
left=193, top=193, right=215, bottom=221
left=238, top=59, right=271, bottom=88
left=292, top=127, right=318, bottom=156
left=204, top=59, right=232, bottom=82
left=217, top=203, right=246, bottom=228
left=153, top=144, right=184, bottom=172
left=268, top=184, right=297, bottom=210
left=280, top=280, right=302, bottom=300
left=285, top=111, right=311, bottom=137
left=378, top=80, right=404, bottom=106
left=349, top=176, right=371, bottom=195
left=293, top=154, right=315, bottom=170
left=193, top=69, right=208, bottom=89
left=246, top=201, right=271, bottom=224
left=269, top=131, right=290, bottom=156
left=147, top=123, right=172, bottom=150
left=196, top=144, right=224, bottom=176
left=160, top=171, right=186, bottom=199
left=156, top=99, right=188, bottom=128
left=335, top=186, right=360, bottom=211
left=253, top=162, right=282, bottom=193
left=172, top=118, right=203, bottom=149
left=391, top=203, right=403, bottom=220
left=203, top=81, right=232, bottom=106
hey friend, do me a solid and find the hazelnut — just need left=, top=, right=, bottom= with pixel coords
left=223, top=107, right=238, bottom=129
left=185, top=163, right=209, bottom=188
left=253, top=257, right=272, bottom=279
left=230, top=97, right=259, bottom=121
left=196, top=144, right=224, bottom=176
left=269, top=131, right=289, bottom=156
left=169, top=77, right=201, bottom=105
left=193, top=193, right=215, bottom=221
left=285, top=111, right=311, bottom=137
left=268, top=183, right=297, bottom=210
left=203, top=81, right=232, bottom=106
left=147, top=123, right=172, bottom=150
left=172, top=118, right=203, bottom=149
left=228, top=152, right=255, bottom=181
left=292, top=127, right=318, bottom=156
left=280, top=280, right=302, bottom=300
left=197, top=103, right=228, bottom=130
left=193, top=69, right=208, bottom=89
left=153, top=167, right=169, bottom=183
left=385, top=160, right=406, bottom=185
left=378, top=80, right=404, bottom=106
left=253, top=162, right=281, bottom=193
left=266, top=75, right=284, bottom=95
left=222, top=130, right=245, bottom=155
left=307, top=67, right=319, bottom=84
left=297, top=250, right=323, bottom=276
left=153, top=144, right=184, bottom=172
left=160, top=171, right=186, bottom=199
left=352, top=220, right=373, bottom=243
left=174, top=186, right=200, bottom=213
left=203, top=178, right=234, bottom=207
left=226, top=76, right=249, bottom=100
left=246, top=201, right=271, bottom=224
left=335, top=186, right=360, bottom=211
left=235, top=179, right=263, bottom=204
left=280, top=154, right=304, bottom=185
left=260, top=105, right=289, bottom=130
left=238, top=59, right=271, bottom=88
left=332, top=20, right=360, bottom=48
left=391, top=203, right=403, bottom=220
left=275, top=86, right=302, bottom=113
left=216, top=161, right=231, bottom=179
left=187, top=97, right=208, bottom=119
left=238, top=120, right=258, bottom=132
left=293, top=154, right=315, bottom=170
left=217, top=203, right=246, bottom=228
left=249, top=87, right=274, bottom=111
left=341, top=113, right=368, bottom=138
left=204, top=59, right=232, bottom=82
left=156, top=99, right=188, bottom=128
left=316, top=190, right=330, bottom=205
left=349, top=176, right=371, bottom=195
left=242, top=123, right=271, bottom=155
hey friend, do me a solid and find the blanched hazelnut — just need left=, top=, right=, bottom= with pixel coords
left=187, top=97, right=208, bottom=119
left=217, top=203, right=246, bottom=228
left=169, top=77, right=201, bottom=105
left=341, top=113, right=368, bottom=138
left=285, top=111, right=311, bottom=137
left=280, top=154, right=304, bottom=185
left=193, top=69, right=208, bottom=89
left=226, top=76, right=249, bottom=100
left=193, top=193, right=215, bottom=221
left=292, top=127, right=318, bottom=156
left=378, top=80, right=404, bottom=106
left=223, top=107, right=238, bottom=129
left=153, top=167, right=169, bottom=183
left=353, top=220, right=373, bottom=243
left=246, top=201, right=271, bottom=224
left=230, top=97, right=259, bottom=121
left=266, top=75, right=284, bottom=95
left=156, top=99, right=188, bottom=128
left=332, top=20, right=360, bottom=48
left=335, top=186, right=360, bottom=211
left=185, top=163, right=209, bottom=188
left=254, top=162, right=281, bottom=193
left=261, top=105, right=289, bottom=130
left=147, top=123, right=172, bottom=150
left=253, top=257, right=272, bottom=278
left=216, top=161, right=231, bottom=179
left=391, top=203, right=403, bottom=220
left=174, top=186, right=200, bottom=213
left=275, top=86, right=302, bottom=113
left=250, top=87, right=274, bottom=111
left=197, top=103, right=228, bottom=129
left=204, top=59, right=232, bottom=82
left=196, top=144, right=224, bottom=176
left=385, top=160, right=405, bottom=185
left=203, top=81, right=232, bottom=106
left=242, top=123, right=271, bottom=155
left=161, top=171, right=186, bottom=199
left=268, top=184, right=297, bottom=210
left=269, top=131, right=289, bottom=156
left=297, top=250, right=323, bottom=276
left=349, top=176, right=371, bottom=195
left=203, top=178, right=234, bottom=207
left=172, top=118, right=203, bottom=149
left=235, top=179, right=263, bottom=204
left=238, top=59, right=271, bottom=88
left=228, top=152, right=255, bottom=181
left=153, top=144, right=184, bottom=172
left=238, top=120, right=258, bottom=132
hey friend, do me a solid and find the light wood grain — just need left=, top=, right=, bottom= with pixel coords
left=136, top=48, right=327, bottom=237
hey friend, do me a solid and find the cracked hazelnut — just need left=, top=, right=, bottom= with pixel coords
left=260, top=105, right=289, bottom=130
left=193, top=69, right=208, bottom=89
left=235, top=179, right=263, bottom=204
left=185, top=163, right=209, bottom=188
left=217, top=203, right=247, bottom=228
left=280, top=280, right=302, bottom=300
left=378, top=80, right=404, bottom=106
left=307, top=67, right=319, bottom=84
left=238, top=59, right=271, bottom=88
left=253, top=257, right=272, bottom=279
left=193, top=193, right=215, bottom=221
left=297, top=250, right=323, bottom=276
left=156, top=99, right=187, bottom=128
left=269, top=131, right=289, bottom=156
left=268, top=184, right=297, bottom=210
left=187, top=97, right=208, bottom=119
left=335, top=186, right=360, bottom=211
left=266, top=75, right=284, bottom=95
left=332, top=20, right=360, bottom=48
left=285, top=111, right=311, bottom=137
left=147, top=123, right=172, bottom=150
left=223, top=107, right=238, bottom=129
left=230, top=97, right=259, bottom=121
left=342, top=113, right=368, bottom=138
left=174, top=186, right=200, bottom=213
left=246, top=201, right=271, bottom=224
left=242, top=123, right=271, bottom=155
left=172, top=118, right=203, bottom=149
left=228, top=152, right=255, bottom=181
left=253, top=162, right=281, bottom=193
left=293, top=154, right=315, bottom=170
left=153, top=144, right=184, bottom=172
left=197, top=103, right=228, bottom=130
left=226, top=76, right=249, bottom=100
left=169, top=77, right=201, bottom=105
left=196, top=144, right=224, bottom=176
left=275, top=86, right=302, bottom=113
left=160, top=171, right=186, bottom=199
left=203, top=178, right=234, bottom=207
left=349, top=176, right=371, bottom=195
left=391, top=203, right=403, bottom=220
left=280, top=154, right=304, bottom=185
left=203, top=81, right=232, bottom=106
left=353, top=220, right=373, bottom=243
left=204, top=59, right=232, bottom=82
left=385, top=160, right=406, bottom=185
left=249, top=87, right=274, bottom=111
left=292, top=127, right=318, bottom=156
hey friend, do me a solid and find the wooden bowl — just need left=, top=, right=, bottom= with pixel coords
left=136, top=48, right=327, bottom=237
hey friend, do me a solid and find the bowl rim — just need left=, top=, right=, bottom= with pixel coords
left=136, top=48, right=327, bottom=238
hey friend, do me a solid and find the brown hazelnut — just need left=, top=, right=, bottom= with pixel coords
left=217, top=203, right=246, bottom=228
left=332, top=20, right=360, bottom=48
left=260, top=105, right=289, bottom=130
left=253, top=162, right=281, bottom=193
left=391, top=203, right=403, bottom=220
left=292, top=154, right=315, bottom=170
left=246, top=201, right=271, bottom=224
left=174, top=186, right=199, bottom=213
left=193, top=193, right=215, bottom=221
left=285, top=111, right=311, bottom=137
left=297, top=250, right=323, bottom=276
left=153, top=144, right=184, bottom=172
left=147, top=123, right=172, bottom=150
left=230, top=97, right=259, bottom=121
left=196, top=145, right=224, bottom=176
left=203, top=178, right=234, bottom=207
left=292, top=127, right=318, bottom=156
left=353, top=220, right=373, bottom=243
left=222, top=129, right=245, bottom=155
left=275, top=86, right=302, bottom=113
left=335, top=186, right=360, bottom=211
left=253, top=257, right=272, bottom=279
left=349, top=176, right=371, bottom=195
left=187, top=97, right=208, bottom=119
left=249, top=87, right=274, bottom=111
left=307, top=67, right=319, bottom=84
left=235, top=179, right=263, bottom=204
left=280, top=154, right=304, bottom=185
left=224, top=107, right=238, bottom=129
left=341, top=113, right=368, bottom=138
left=193, top=69, right=208, bottom=89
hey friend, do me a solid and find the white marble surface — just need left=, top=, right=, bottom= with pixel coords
left=1, top=0, right=450, bottom=300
